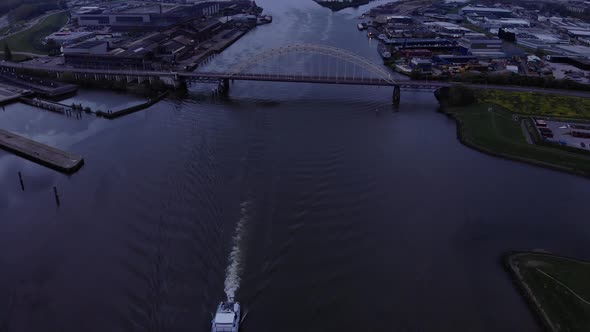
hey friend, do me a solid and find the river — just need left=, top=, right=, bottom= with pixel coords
left=1, top=0, right=590, bottom=331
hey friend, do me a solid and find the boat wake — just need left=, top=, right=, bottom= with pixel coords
left=224, top=200, right=251, bottom=302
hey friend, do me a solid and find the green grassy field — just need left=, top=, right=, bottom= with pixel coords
left=10, top=53, right=31, bottom=62
left=477, top=90, right=590, bottom=119
left=1, top=11, right=68, bottom=54
left=508, top=253, right=590, bottom=331
left=444, top=104, right=590, bottom=177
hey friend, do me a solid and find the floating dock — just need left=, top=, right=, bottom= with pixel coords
left=0, top=129, right=84, bottom=173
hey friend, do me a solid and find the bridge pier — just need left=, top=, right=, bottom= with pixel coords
left=392, top=85, right=401, bottom=106
left=219, top=78, right=230, bottom=96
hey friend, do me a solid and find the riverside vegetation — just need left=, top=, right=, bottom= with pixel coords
left=506, top=252, right=590, bottom=332
left=435, top=86, right=590, bottom=177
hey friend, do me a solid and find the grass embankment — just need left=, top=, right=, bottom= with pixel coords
left=442, top=92, right=590, bottom=177
left=1, top=11, right=68, bottom=54
left=506, top=252, right=590, bottom=332
left=10, top=53, right=32, bottom=62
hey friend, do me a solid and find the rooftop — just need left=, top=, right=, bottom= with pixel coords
left=553, top=44, right=590, bottom=57
left=214, top=312, right=235, bottom=325
left=460, top=6, right=512, bottom=13
left=69, top=40, right=108, bottom=49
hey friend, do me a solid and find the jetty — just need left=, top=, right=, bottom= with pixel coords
left=0, top=82, right=30, bottom=105
left=0, top=129, right=84, bottom=173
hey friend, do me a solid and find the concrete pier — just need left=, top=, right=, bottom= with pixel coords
left=0, top=83, right=29, bottom=105
left=0, top=129, right=84, bottom=173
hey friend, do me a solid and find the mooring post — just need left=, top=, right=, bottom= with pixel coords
left=392, top=85, right=401, bottom=106
left=53, top=186, right=60, bottom=206
left=18, top=172, right=24, bottom=191
left=221, top=78, right=230, bottom=96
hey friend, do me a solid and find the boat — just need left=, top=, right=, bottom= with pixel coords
left=367, top=27, right=379, bottom=38
left=395, top=64, right=413, bottom=75
left=257, top=15, right=272, bottom=25
left=357, top=23, right=366, bottom=30
left=378, top=43, right=391, bottom=59
left=211, top=301, right=241, bottom=332
left=313, top=0, right=370, bottom=11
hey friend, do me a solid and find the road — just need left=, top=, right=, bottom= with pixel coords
left=1, top=60, right=590, bottom=99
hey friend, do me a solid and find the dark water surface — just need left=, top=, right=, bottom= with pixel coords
left=1, top=1, right=590, bottom=331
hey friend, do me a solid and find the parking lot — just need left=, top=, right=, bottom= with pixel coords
left=535, top=118, right=590, bottom=151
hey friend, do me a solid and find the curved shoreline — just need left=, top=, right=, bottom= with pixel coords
left=438, top=107, right=590, bottom=179
left=503, top=252, right=556, bottom=332
left=503, top=251, right=590, bottom=332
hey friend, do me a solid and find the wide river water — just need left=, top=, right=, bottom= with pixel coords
left=1, top=0, right=590, bottom=331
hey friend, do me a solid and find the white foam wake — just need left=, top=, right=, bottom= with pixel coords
left=224, top=200, right=250, bottom=302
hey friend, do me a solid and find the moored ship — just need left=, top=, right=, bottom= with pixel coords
left=313, top=0, right=371, bottom=11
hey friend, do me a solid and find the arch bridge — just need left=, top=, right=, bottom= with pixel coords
left=184, top=44, right=403, bottom=104
left=0, top=44, right=445, bottom=104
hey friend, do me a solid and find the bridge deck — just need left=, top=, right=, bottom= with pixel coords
left=2, top=62, right=590, bottom=99
left=0, top=129, right=84, bottom=173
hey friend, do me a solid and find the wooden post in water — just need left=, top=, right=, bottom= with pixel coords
left=18, top=171, right=24, bottom=191
left=53, top=186, right=60, bottom=207
left=392, top=85, right=401, bottom=106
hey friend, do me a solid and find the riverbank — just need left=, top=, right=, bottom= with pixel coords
left=439, top=103, right=590, bottom=178
left=436, top=87, right=590, bottom=178
left=505, top=252, right=590, bottom=332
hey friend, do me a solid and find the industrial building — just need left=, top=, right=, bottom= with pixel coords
left=424, top=21, right=472, bottom=38
left=482, top=18, right=530, bottom=29
left=386, top=38, right=456, bottom=50
left=551, top=45, right=590, bottom=58
left=64, top=10, right=243, bottom=70
left=459, top=6, right=513, bottom=18
left=458, top=35, right=505, bottom=58
left=410, top=58, right=432, bottom=74
left=63, top=40, right=151, bottom=69
left=45, top=31, right=96, bottom=46
left=74, top=2, right=223, bottom=31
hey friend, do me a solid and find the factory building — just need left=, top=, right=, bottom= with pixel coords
left=459, top=6, right=513, bottom=18
left=75, top=2, right=222, bottom=31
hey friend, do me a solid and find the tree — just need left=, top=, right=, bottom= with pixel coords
left=44, top=39, right=61, bottom=56
left=61, top=72, right=74, bottom=82
left=448, top=85, right=476, bottom=106
left=410, top=68, right=423, bottom=80
left=4, top=44, right=12, bottom=61
left=498, top=28, right=516, bottom=42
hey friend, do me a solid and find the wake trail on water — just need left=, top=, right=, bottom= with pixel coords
left=224, top=200, right=251, bottom=302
